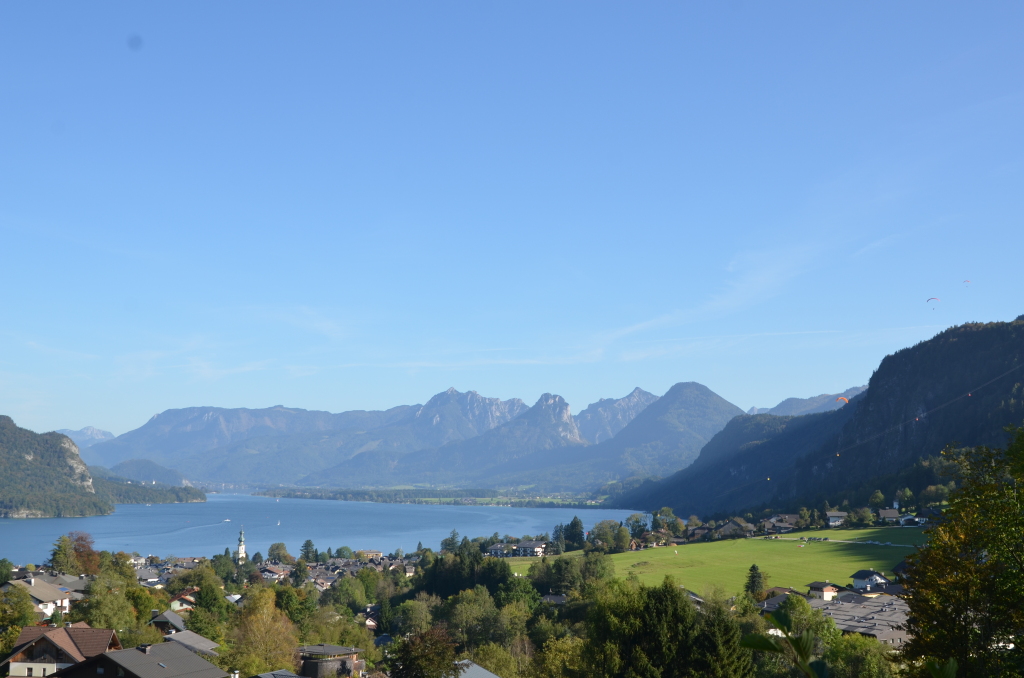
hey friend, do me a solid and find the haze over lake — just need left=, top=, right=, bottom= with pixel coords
left=0, top=494, right=634, bottom=564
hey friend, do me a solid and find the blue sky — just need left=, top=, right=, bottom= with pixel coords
left=2, top=3, right=1022, bottom=435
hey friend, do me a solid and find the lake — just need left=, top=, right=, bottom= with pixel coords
left=0, top=494, right=634, bottom=564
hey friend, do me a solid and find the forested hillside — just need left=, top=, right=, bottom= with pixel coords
left=619, top=319, right=1024, bottom=516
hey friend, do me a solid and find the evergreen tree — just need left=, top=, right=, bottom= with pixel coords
left=48, top=535, right=81, bottom=574
left=388, top=626, right=461, bottom=678
left=744, top=564, right=766, bottom=601
left=440, top=529, right=460, bottom=552
left=868, top=490, right=886, bottom=510
left=290, top=559, right=309, bottom=587
left=251, top=551, right=263, bottom=565
left=692, top=600, right=754, bottom=677
left=300, top=540, right=317, bottom=562
left=564, top=516, right=585, bottom=551
left=0, top=559, right=12, bottom=585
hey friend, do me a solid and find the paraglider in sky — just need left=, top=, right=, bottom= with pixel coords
left=964, top=280, right=971, bottom=284
left=926, top=297, right=940, bottom=302
left=836, top=396, right=849, bottom=404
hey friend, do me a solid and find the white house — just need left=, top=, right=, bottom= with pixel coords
left=825, top=511, right=848, bottom=527
left=1, top=578, right=70, bottom=619
left=514, top=541, right=546, bottom=557
left=850, top=569, right=892, bottom=591
left=806, top=581, right=841, bottom=601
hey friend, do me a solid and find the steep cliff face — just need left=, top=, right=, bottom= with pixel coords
left=575, top=387, right=660, bottom=443
left=0, top=416, right=110, bottom=517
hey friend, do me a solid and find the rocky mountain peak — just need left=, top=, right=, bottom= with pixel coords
left=575, top=387, right=659, bottom=444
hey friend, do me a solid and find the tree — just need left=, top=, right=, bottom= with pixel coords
left=251, top=551, right=264, bottom=565
left=902, top=429, right=1024, bottom=676
left=823, top=633, right=895, bottom=678
left=48, top=535, right=81, bottom=574
left=300, top=540, right=317, bottom=562
left=227, top=587, right=299, bottom=676
left=625, top=513, right=648, bottom=539
left=564, top=516, right=585, bottom=551
left=68, top=532, right=100, bottom=575
left=440, top=529, right=460, bottom=553
left=471, top=643, right=519, bottom=678
left=744, top=564, right=766, bottom=601
left=337, top=546, right=355, bottom=559
left=868, top=490, right=886, bottom=510
left=0, top=559, right=12, bottom=585
left=583, top=576, right=698, bottom=677
left=389, top=626, right=463, bottom=678
left=71, top=574, right=136, bottom=631
left=290, top=559, right=309, bottom=587
left=534, top=636, right=584, bottom=678
left=692, top=600, right=754, bottom=678
left=268, top=543, right=294, bottom=564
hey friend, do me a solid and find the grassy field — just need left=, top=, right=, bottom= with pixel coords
left=506, top=527, right=925, bottom=596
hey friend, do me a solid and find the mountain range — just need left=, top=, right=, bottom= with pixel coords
left=56, top=426, right=115, bottom=449
left=615, top=318, right=1024, bottom=517
left=77, top=382, right=749, bottom=491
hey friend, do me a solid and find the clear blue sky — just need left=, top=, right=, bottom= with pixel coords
left=2, top=3, right=1022, bottom=435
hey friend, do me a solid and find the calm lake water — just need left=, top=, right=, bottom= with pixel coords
left=0, top=494, right=634, bottom=565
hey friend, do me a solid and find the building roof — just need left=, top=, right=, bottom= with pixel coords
left=297, top=644, right=361, bottom=657
left=517, top=541, right=546, bottom=549
left=826, top=511, right=848, bottom=518
left=97, top=643, right=226, bottom=678
left=808, top=595, right=909, bottom=644
left=3, top=578, right=70, bottom=603
left=256, top=671, right=298, bottom=678
left=807, top=582, right=839, bottom=590
left=2, top=625, right=117, bottom=666
left=878, top=509, right=900, bottom=519
left=47, top=644, right=224, bottom=678
left=850, top=570, right=890, bottom=581
left=149, top=610, right=187, bottom=632
left=457, top=661, right=501, bottom=678
left=164, top=631, right=219, bottom=656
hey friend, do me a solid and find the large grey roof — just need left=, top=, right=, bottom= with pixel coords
left=105, top=642, right=227, bottom=678
left=457, top=661, right=501, bottom=678
left=149, top=610, right=187, bottom=632
left=165, top=631, right=220, bottom=656
left=256, top=671, right=298, bottom=678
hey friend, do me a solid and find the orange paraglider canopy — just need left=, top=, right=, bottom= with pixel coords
left=836, top=397, right=849, bottom=404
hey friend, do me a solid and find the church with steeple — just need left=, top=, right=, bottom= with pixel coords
left=236, top=527, right=247, bottom=564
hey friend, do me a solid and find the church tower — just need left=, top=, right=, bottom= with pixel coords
left=237, top=527, right=247, bottom=564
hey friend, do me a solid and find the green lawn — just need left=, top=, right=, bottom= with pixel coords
left=507, top=527, right=924, bottom=596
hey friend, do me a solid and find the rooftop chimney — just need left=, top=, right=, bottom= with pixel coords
left=151, top=610, right=159, bottom=620
left=65, top=622, right=72, bottom=628
left=138, top=645, right=152, bottom=654
left=27, top=578, right=34, bottom=586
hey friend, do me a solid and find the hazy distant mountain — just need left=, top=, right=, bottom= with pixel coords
left=109, top=459, right=187, bottom=486
left=56, top=426, right=115, bottom=449
left=574, top=388, right=659, bottom=443
left=746, top=386, right=867, bottom=416
left=140, top=389, right=528, bottom=485
left=82, top=404, right=414, bottom=468
left=312, top=393, right=585, bottom=487
left=617, top=318, right=1024, bottom=517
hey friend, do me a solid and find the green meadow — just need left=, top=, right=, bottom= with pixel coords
left=507, top=527, right=925, bottom=595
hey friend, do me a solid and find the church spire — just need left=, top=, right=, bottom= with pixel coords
left=236, top=526, right=247, bottom=564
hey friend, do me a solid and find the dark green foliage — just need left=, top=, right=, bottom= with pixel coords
left=528, top=553, right=614, bottom=596
left=744, top=564, right=765, bottom=601
left=387, top=626, right=463, bottom=678
left=0, top=559, right=12, bottom=585
left=901, top=428, right=1024, bottom=676
left=564, top=516, right=585, bottom=551
left=691, top=601, right=754, bottom=678
left=583, top=577, right=700, bottom=677
left=300, top=540, right=317, bottom=562
left=622, top=319, right=1024, bottom=517
left=93, top=477, right=206, bottom=505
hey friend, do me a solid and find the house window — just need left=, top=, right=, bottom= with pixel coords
left=117, top=669, right=124, bottom=677
left=97, top=668, right=105, bottom=675
left=27, top=669, right=33, bottom=677
left=42, top=670, right=47, bottom=676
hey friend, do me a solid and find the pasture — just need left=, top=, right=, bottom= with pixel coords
left=506, top=527, right=925, bottom=595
